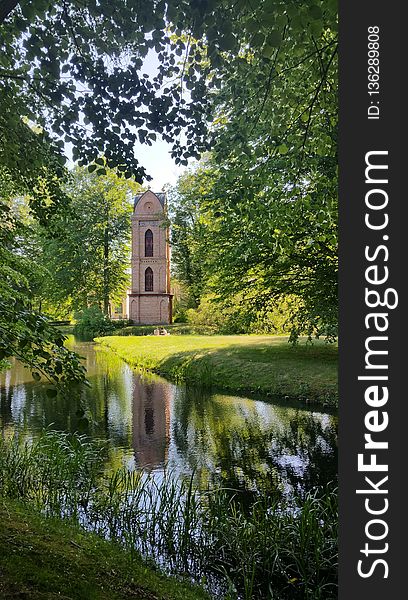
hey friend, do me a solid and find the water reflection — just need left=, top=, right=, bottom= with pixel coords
left=0, top=338, right=337, bottom=497
left=132, top=376, right=171, bottom=470
left=168, top=386, right=337, bottom=498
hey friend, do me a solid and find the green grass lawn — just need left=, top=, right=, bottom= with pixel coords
left=0, top=498, right=209, bottom=600
left=96, top=334, right=338, bottom=407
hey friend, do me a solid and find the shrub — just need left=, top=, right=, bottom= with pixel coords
left=0, top=431, right=338, bottom=600
left=73, top=306, right=131, bottom=339
left=186, top=294, right=293, bottom=335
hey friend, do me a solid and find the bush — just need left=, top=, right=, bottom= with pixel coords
left=73, top=306, right=131, bottom=339
left=173, top=311, right=188, bottom=323
left=185, top=294, right=291, bottom=335
left=114, top=323, right=216, bottom=336
left=0, top=358, right=11, bottom=372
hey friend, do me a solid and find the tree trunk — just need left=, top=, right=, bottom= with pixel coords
left=103, top=225, right=109, bottom=317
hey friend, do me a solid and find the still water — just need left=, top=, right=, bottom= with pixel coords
left=0, top=337, right=337, bottom=498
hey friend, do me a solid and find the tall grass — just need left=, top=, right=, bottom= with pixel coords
left=0, top=431, right=337, bottom=599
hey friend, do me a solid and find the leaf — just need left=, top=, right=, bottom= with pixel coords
left=246, top=18, right=259, bottom=33
left=267, top=31, right=282, bottom=47
left=219, top=32, right=236, bottom=51
left=32, top=372, right=41, bottom=381
left=251, top=32, right=265, bottom=48
left=262, top=45, right=275, bottom=60
left=278, top=143, right=288, bottom=154
left=46, top=388, right=58, bottom=398
left=309, top=5, right=323, bottom=20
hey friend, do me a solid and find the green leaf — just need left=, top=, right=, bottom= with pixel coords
left=309, top=5, right=323, bottom=20
left=246, top=18, right=259, bottom=33
left=267, top=31, right=282, bottom=47
left=46, top=388, right=58, bottom=398
left=219, top=32, right=236, bottom=51
left=262, top=45, right=275, bottom=60
left=251, top=32, right=265, bottom=48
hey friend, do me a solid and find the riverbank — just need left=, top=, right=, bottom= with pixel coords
left=96, top=335, right=338, bottom=407
left=0, top=498, right=209, bottom=600
left=0, top=431, right=337, bottom=599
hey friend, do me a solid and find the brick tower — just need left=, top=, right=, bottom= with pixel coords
left=128, top=191, right=172, bottom=324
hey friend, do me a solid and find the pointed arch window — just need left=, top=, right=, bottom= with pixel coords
left=145, top=229, right=153, bottom=257
left=145, top=267, right=153, bottom=292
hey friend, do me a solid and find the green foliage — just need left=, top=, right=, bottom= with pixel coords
left=0, top=431, right=338, bottom=599
left=35, top=166, right=140, bottom=315
left=185, top=294, right=297, bottom=335
left=115, top=323, right=216, bottom=336
left=1, top=0, right=338, bottom=381
left=166, top=1, right=338, bottom=340
left=0, top=190, right=86, bottom=386
left=1, top=1, right=337, bottom=178
left=169, top=163, right=214, bottom=308
left=0, top=0, right=216, bottom=181
left=97, top=335, right=338, bottom=406
left=169, top=148, right=337, bottom=340
left=73, top=306, right=130, bottom=339
left=0, top=166, right=134, bottom=384
left=0, top=499, right=210, bottom=600
left=0, top=358, right=12, bottom=372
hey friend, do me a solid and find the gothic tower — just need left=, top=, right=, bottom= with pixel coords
left=128, top=191, right=173, bottom=324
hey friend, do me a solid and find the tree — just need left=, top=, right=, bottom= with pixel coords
left=34, top=167, right=141, bottom=316
left=1, top=2, right=337, bottom=181
left=0, top=0, right=213, bottom=183
left=168, top=162, right=214, bottom=308
left=168, top=1, right=338, bottom=339
left=1, top=0, right=338, bottom=383
left=0, top=176, right=86, bottom=387
left=170, top=146, right=337, bottom=338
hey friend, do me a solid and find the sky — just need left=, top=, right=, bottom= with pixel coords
left=65, top=46, right=190, bottom=192
left=134, top=136, right=187, bottom=192
left=133, top=49, right=190, bottom=191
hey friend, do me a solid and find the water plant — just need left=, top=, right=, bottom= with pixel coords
left=0, top=431, right=337, bottom=599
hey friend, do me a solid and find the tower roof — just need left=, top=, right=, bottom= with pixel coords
left=133, top=191, right=166, bottom=211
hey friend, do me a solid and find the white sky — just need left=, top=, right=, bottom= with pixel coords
left=134, top=136, right=187, bottom=191
left=134, top=49, right=190, bottom=191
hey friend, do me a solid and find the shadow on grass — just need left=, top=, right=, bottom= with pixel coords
left=149, top=341, right=338, bottom=408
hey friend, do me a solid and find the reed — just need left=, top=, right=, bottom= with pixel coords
left=0, top=431, right=337, bottom=599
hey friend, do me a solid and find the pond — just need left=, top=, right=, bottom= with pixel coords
left=0, top=336, right=337, bottom=500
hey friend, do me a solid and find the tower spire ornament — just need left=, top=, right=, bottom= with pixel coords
left=128, top=191, right=173, bottom=324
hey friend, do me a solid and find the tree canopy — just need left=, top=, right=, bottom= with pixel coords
left=1, top=0, right=338, bottom=385
left=35, top=167, right=141, bottom=317
left=169, top=0, right=338, bottom=339
left=1, top=1, right=337, bottom=180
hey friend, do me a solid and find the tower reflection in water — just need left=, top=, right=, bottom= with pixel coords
left=131, top=376, right=171, bottom=471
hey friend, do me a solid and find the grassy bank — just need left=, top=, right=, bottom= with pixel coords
left=95, top=335, right=338, bottom=407
left=0, top=431, right=338, bottom=600
left=0, top=498, right=209, bottom=600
